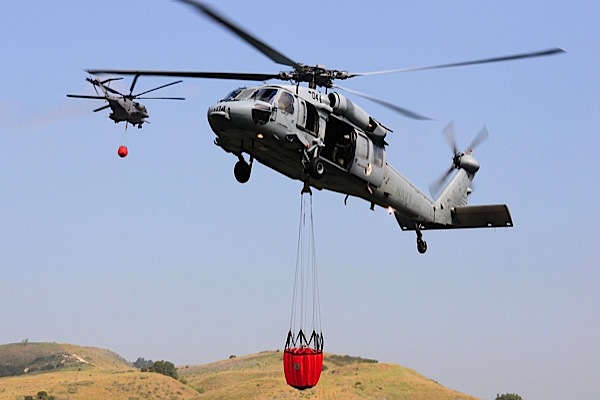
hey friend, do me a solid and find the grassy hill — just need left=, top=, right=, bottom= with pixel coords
left=179, top=351, right=479, bottom=400
left=0, top=342, right=199, bottom=400
left=0, top=343, right=479, bottom=400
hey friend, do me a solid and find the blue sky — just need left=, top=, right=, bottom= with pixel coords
left=1, top=1, right=598, bottom=399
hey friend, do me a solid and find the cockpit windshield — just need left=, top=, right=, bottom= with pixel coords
left=221, top=87, right=254, bottom=102
left=251, top=88, right=278, bottom=104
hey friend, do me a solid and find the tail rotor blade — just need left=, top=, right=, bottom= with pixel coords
left=430, top=123, right=489, bottom=198
left=429, top=165, right=455, bottom=198
left=466, top=126, right=489, bottom=152
left=443, top=121, right=459, bottom=154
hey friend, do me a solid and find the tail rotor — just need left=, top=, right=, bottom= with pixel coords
left=429, top=121, right=489, bottom=198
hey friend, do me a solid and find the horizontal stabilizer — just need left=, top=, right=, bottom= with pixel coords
left=451, top=204, right=513, bottom=228
left=395, top=204, right=513, bottom=230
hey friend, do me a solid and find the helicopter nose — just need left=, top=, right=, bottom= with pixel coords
left=208, top=101, right=264, bottom=132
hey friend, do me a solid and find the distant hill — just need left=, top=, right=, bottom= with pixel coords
left=0, top=343, right=479, bottom=400
left=0, top=342, right=199, bottom=400
left=0, top=342, right=129, bottom=377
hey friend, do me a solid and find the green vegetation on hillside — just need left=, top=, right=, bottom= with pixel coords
left=496, top=394, right=523, bottom=400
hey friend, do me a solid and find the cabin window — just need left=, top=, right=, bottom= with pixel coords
left=297, top=100, right=319, bottom=136
left=252, top=88, right=278, bottom=104
left=373, top=144, right=384, bottom=167
left=298, top=101, right=306, bottom=126
left=356, top=134, right=369, bottom=159
left=277, top=91, right=295, bottom=114
left=305, top=102, right=319, bottom=135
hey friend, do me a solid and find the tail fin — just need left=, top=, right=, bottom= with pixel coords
left=435, top=167, right=474, bottom=208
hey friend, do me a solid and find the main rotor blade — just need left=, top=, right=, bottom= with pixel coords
left=133, top=80, right=183, bottom=97
left=176, top=0, right=301, bottom=70
left=129, top=74, right=140, bottom=96
left=136, top=96, right=186, bottom=100
left=349, top=48, right=565, bottom=77
left=93, top=104, right=111, bottom=112
left=67, top=94, right=107, bottom=100
left=88, top=69, right=281, bottom=82
left=332, top=85, right=432, bottom=121
left=102, top=85, right=125, bottom=96
left=86, top=77, right=124, bottom=96
left=87, top=77, right=123, bottom=85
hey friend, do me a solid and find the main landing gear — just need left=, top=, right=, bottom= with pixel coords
left=308, top=157, right=325, bottom=179
left=234, top=155, right=253, bottom=183
left=303, top=146, right=325, bottom=180
left=416, top=225, right=428, bottom=254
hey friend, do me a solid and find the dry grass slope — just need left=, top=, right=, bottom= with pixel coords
left=0, top=343, right=199, bottom=400
left=179, top=351, right=480, bottom=400
left=0, top=343, right=479, bottom=400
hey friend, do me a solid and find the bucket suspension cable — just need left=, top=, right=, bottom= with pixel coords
left=288, top=191, right=322, bottom=343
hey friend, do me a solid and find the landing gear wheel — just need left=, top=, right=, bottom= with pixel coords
left=308, top=157, right=325, bottom=179
left=234, top=160, right=251, bottom=183
left=416, top=227, right=427, bottom=254
left=417, top=238, right=428, bottom=254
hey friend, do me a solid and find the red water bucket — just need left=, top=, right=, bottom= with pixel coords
left=117, top=145, right=128, bottom=158
left=283, top=346, right=323, bottom=390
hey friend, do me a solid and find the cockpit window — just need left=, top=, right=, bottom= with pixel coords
left=277, top=91, right=295, bottom=114
left=222, top=88, right=243, bottom=101
left=251, top=88, right=278, bottom=104
left=221, top=87, right=254, bottom=102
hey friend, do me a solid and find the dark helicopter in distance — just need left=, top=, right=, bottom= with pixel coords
left=68, top=74, right=184, bottom=129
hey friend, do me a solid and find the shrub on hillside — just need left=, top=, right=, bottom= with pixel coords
left=133, top=357, right=154, bottom=370
left=0, top=364, right=22, bottom=377
left=496, top=394, right=523, bottom=400
left=23, top=391, right=55, bottom=400
left=148, top=360, right=179, bottom=380
left=326, top=354, right=378, bottom=367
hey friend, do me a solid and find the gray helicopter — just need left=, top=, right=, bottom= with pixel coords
left=67, top=75, right=185, bottom=128
left=89, top=0, right=564, bottom=253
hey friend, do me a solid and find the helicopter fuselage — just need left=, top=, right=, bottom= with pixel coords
left=207, top=84, right=450, bottom=228
left=107, top=97, right=149, bottom=126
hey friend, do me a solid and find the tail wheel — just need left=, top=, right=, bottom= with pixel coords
left=309, top=158, right=325, bottom=179
left=417, top=238, right=427, bottom=254
left=416, top=227, right=427, bottom=254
